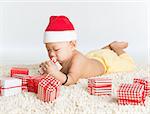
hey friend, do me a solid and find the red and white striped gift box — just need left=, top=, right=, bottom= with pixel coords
left=0, top=77, right=22, bottom=96
left=10, top=67, right=29, bottom=77
left=45, top=79, right=61, bottom=102
left=12, top=74, right=32, bottom=92
left=47, top=78, right=61, bottom=98
left=118, top=99, right=145, bottom=105
left=45, top=86, right=56, bottom=102
left=88, top=77, right=112, bottom=96
left=133, top=77, right=150, bottom=96
left=37, top=75, right=61, bottom=102
left=117, top=83, right=146, bottom=105
left=37, top=76, right=55, bottom=101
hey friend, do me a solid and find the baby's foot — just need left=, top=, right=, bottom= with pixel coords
left=109, top=41, right=128, bottom=51
left=102, top=41, right=117, bottom=49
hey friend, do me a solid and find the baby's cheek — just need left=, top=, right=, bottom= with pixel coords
left=56, top=52, right=63, bottom=60
left=58, top=53, right=68, bottom=61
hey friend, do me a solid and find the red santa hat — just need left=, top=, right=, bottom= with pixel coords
left=44, top=16, right=77, bottom=43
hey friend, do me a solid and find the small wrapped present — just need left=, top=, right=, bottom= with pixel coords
left=117, top=83, right=146, bottom=105
left=133, top=77, right=150, bottom=96
left=37, top=75, right=61, bottom=102
left=88, top=77, right=112, bottom=96
left=0, top=77, right=22, bottom=96
left=118, top=99, right=145, bottom=105
left=27, top=75, right=45, bottom=93
left=38, top=57, right=62, bottom=75
left=45, top=86, right=56, bottom=102
left=50, top=57, right=62, bottom=70
left=12, top=74, right=32, bottom=92
left=10, top=67, right=29, bottom=77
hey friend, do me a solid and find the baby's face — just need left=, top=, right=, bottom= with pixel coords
left=45, top=41, right=75, bottom=63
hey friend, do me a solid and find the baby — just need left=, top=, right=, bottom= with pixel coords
left=40, top=16, right=136, bottom=86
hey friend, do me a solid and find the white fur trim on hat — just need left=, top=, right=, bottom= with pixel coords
left=44, top=30, right=77, bottom=43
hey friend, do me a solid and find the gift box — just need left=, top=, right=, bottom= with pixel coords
left=118, top=99, right=145, bottom=105
left=44, top=76, right=61, bottom=102
left=133, top=77, right=150, bottom=96
left=117, top=83, right=146, bottom=105
left=10, top=67, right=29, bottom=77
left=45, top=86, right=56, bottom=102
left=27, top=75, right=45, bottom=93
left=38, top=57, right=62, bottom=75
left=50, top=57, right=62, bottom=70
left=12, top=74, right=32, bottom=92
left=0, top=77, right=22, bottom=96
left=37, top=75, right=61, bottom=102
left=88, top=77, right=112, bottom=96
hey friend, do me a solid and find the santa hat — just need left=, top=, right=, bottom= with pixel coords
left=44, top=16, right=77, bottom=43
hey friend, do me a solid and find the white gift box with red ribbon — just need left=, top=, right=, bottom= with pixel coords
left=133, top=77, right=150, bottom=96
left=0, top=77, right=22, bottom=96
left=88, top=77, right=112, bottom=96
left=117, top=83, right=146, bottom=105
left=37, top=75, right=61, bottom=102
left=12, top=74, right=32, bottom=92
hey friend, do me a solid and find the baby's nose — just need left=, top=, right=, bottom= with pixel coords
left=49, top=51, right=56, bottom=57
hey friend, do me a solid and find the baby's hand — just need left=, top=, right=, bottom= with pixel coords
left=39, top=60, right=59, bottom=76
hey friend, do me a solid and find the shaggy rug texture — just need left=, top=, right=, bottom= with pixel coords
left=0, top=64, right=149, bottom=114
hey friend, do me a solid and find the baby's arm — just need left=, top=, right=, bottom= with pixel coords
left=39, top=58, right=82, bottom=86
left=52, top=57, right=84, bottom=86
left=51, top=70, right=81, bottom=86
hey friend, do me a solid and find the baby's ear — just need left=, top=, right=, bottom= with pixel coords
left=69, top=40, right=77, bottom=48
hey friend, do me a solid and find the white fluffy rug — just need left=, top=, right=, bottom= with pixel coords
left=0, top=64, right=149, bottom=114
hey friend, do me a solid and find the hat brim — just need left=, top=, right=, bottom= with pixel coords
left=44, top=30, right=77, bottom=43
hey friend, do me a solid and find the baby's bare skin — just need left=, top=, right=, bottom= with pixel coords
left=60, top=50, right=105, bottom=78
left=40, top=41, right=128, bottom=86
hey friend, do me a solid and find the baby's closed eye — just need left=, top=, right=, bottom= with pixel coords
left=47, top=49, right=51, bottom=52
left=47, top=48, right=60, bottom=52
left=54, top=48, right=61, bottom=51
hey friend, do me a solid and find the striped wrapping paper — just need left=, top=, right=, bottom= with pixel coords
left=117, top=83, right=146, bottom=105
left=37, top=75, right=61, bottom=102
left=118, top=99, right=145, bottom=105
left=88, top=77, right=112, bottom=96
left=37, top=76, right=55, bottom=101
left=133, top=77, right=150, bottom=96
left=0, top=77, right=22, bottom=96
left=10, top=67, right=29, bottom=77
left=45, top=79, right=61, bottom=102
left=12, top=74, right=32, bottom=92
left=45, top=86, right=56, bottom=102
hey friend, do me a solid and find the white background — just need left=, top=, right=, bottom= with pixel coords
left=0, top=0, right=149, bottom=65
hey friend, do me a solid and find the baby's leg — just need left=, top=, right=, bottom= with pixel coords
left=109, top=41, right=128, bottom=56
left=101, top=41, right=117, bottom=50
left=102, top=41, right=128, bottom=56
